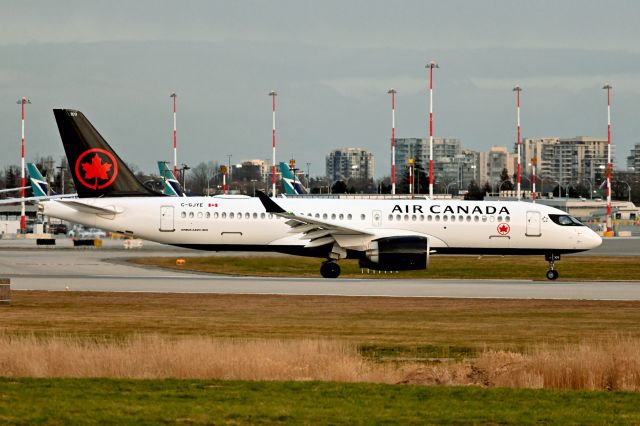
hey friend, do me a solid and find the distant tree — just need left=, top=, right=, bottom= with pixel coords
left=4, top=166, right=19, bottom=189
left=464, top=180, right=484, bottom=200
left=482, top=181, right=492, bottom=196
left=499, top=168, right=513, bottom=191
left=331, top=180, right=347, bottom=194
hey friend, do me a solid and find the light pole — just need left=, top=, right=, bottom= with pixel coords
left=584, top=178, right=594, bottom=199
left=306, top=162, right=311, bottom=187
left=227, top=154, right=232, bottom=191
left=180, top=164, right=190, bottom=192
left=388, top=88, right=397, bottom=195
left=269, top=90, right=277, bottom=197
left=513, top=85, right=522, bottom=200
left=16, top=97, right=30, bottom=233
left=426, top=61, right=438, bottom=199
left=603, top=84, right=613, bottom=233
left=531, top=157, right=537, bottom=202
left=170, top=93, right=177, bottom=176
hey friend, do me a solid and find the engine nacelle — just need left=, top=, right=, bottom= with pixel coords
left=359, top=236, right=429, bottom=271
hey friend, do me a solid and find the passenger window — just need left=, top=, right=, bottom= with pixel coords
left=482, top=216, right=487, bottom=222
left=450, top=215, right=455, bottom=222
left=466, top=216, right=471, bottom=222
left=323, top=213, right=328, bottom=219
left=261, top=213, right=265, bottom=219
left=458, top=215, right=463, bottom=222
left=245, top=213, right=250, bottom=219
left=214, top=212, right=219, bottom=219
left=197, top=212, right=203, bottom=219
left=181, top=212, right=186, bottom=218
left=497, top=216, right=503, bottom=222
left=474, top=216, right=479, bottom=222
left=189, top=212, right=194, bottom=219
left=361, top=214, right=365, bottom=220
left=222, top=212, right=227, bottom=219
left=443, top=215, right=448, bottom=222
left=428, top=215, right=433, bottom=221
left=419, top=215, right=424, bottom=221
left=253, top=213, right=257, bottom=219
left=505, top=216, right=510, bottom=222
left=205, top=212, right=210, bottom=219
left=388, top=215, right=393, bottom=221
left=411, top=215, right=417, bottom=221
left=315, top=213, right=320, bottom=218
left=331, top=213, right=336, bottom=220
left=396, top=214, right=401, bottom=221
left=404, top=215, right=409, bottom=221
left=339, top=214, right=344, bottom=220
left=347, top=214, right=352, bottom=220
left=435, top=215, right=440, bottom=222
left=268, top=214, right=273, bottom=219
left=229, top=213, right=234, bottom=219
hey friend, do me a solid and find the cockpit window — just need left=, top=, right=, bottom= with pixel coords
left=548, top=214, right=584, bottom=226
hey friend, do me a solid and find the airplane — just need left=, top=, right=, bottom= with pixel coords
left=280, top=162, right=308, bottom=195
left=40, top=109, right=602, bottom=280
left=157, top=161, right=186, bottom=196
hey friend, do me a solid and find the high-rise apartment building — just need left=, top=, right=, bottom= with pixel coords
left=326, top=148, right=374, bottom=182
left=521, top=136, right=611, bottom=187
left=627, top=143, right=640, bottom=172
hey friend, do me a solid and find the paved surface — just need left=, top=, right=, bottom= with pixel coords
left=1, top=240, right=639, bottom=300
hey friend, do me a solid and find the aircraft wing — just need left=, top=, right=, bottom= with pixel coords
left=256, top=191, right=373, bottom=249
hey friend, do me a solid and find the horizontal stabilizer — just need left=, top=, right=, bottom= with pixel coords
left=57, top=199, right=122, bottom=215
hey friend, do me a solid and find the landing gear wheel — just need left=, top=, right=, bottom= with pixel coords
left=546, top=269, right=559, bottom=280
left=320, top=261, right=341, bottom=279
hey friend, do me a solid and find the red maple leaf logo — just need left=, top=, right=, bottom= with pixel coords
left=497, top=223, right=510, bottom=235
left=81, top=154, right=112, bottom=189
left=74, top=148, right=118, bottom=190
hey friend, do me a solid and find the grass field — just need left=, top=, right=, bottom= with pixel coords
left=3, top=292, right=640, bottom=423
left=1, top=378, right=640, bottom=425
left=131, top=254, right=640, bottom=280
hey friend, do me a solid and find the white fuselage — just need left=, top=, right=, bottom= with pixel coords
left=41, top=195, right=602, bottom=256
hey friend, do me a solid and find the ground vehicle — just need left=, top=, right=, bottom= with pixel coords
left=50, top=223, right=68, bottom=235
left=77, top=228, right=107, bottom=239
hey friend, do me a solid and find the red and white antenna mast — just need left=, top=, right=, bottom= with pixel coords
left=603, top=84, right=613, bottom=234
left=426, top=61, right=439, bottom=198
left=170, top=93, right=177, bottom=177
left=269, top=90, right=277, bottom=197
left=16, top=97, right=30, bottom=233
left=513, top=85, right=522, bottom=200
left=388, top=88, right=397, bottom=195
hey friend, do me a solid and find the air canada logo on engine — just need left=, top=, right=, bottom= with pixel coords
left=74, top=148, right=118, bottom=190
left=391, top=204, right=510, bottom=215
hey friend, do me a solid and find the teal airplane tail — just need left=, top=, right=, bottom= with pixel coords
left=279, top=162, right=308, bottom=195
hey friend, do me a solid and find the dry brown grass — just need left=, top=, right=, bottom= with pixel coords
left=0, top=335, right=406, bottom=383
left=402, top=337, right=640, bottom=391
left=2, top=334, right=640, bottom=391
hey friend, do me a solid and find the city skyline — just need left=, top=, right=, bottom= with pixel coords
left=1, top=1, right=640, bottom=178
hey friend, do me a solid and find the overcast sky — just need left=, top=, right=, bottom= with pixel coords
left=1, top=0, right=639, bottom=177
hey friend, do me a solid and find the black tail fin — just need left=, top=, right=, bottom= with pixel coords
left=53, top=109, right=161, bottom=198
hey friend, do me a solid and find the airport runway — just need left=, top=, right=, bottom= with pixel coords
left=2, top=241, right=640, bottom=300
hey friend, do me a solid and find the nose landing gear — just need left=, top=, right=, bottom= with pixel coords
left=545, top=253, right=560, bottom=280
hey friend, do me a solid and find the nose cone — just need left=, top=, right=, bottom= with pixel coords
left=586, top=228, right=603, bottom=249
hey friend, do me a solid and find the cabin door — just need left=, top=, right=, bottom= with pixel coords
left=526, top=211, right=541, bottom=237
left=160, top=206, right=175, bottom=232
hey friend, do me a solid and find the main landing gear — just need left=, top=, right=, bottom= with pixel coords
left=320, top=261, right=341, bottom=279
left=545, top=253, right=560, bottom=281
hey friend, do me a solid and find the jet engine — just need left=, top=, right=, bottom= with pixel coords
left=359, top=236, right=429, bottom=271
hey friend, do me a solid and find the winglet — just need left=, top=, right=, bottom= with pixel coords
left=256, top=190, right=286, bottom=213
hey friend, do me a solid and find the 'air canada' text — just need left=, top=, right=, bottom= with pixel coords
left=392, top=204, right=510, bottom=215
